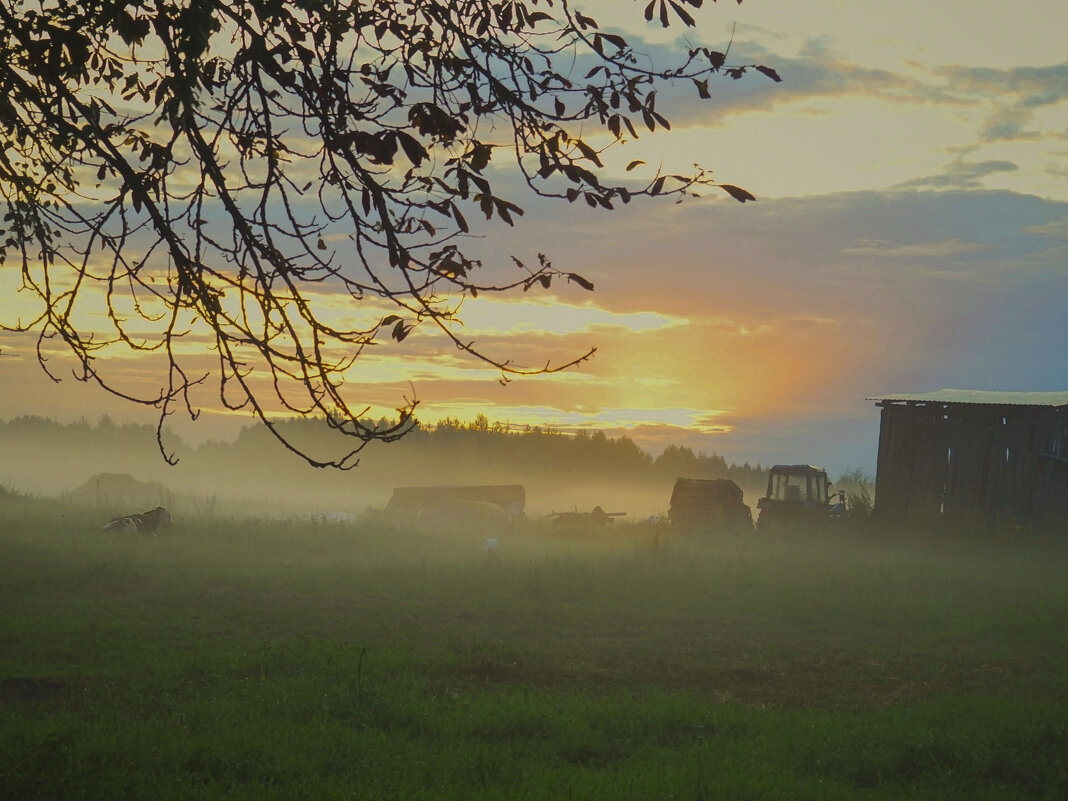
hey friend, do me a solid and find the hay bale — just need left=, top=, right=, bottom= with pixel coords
left=669, top=477, right=752, bottom=533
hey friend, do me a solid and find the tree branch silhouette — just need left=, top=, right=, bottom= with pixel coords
left=0, top=0, right=777, bottom=467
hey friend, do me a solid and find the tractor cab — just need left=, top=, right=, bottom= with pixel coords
left=757, top=465, right=841, bottom=530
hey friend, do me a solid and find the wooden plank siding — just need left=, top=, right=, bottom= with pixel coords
left=873, top=400, right=1067, bottom=528
left=1033, top=409, right=1068, bottom=526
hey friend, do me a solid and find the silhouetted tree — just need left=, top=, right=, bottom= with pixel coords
left=0, top=0, right=777, bottom=467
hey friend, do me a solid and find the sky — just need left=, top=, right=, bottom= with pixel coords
left=1, top=0, right=1066, bottom=476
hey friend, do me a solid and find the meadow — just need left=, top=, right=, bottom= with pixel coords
left=2, top=489, right=1066, bottom=800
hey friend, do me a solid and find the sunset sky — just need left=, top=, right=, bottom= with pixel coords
left=1, top=0, right=1066, bottom=475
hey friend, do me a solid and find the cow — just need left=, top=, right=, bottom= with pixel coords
left=102, top=506, right=173, bottom=535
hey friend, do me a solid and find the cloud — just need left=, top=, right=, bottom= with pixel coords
left=980, top=108, right=1044, bottom=143
left=564, top=30, right=1066, bottom=200
left=625, top=41, right=959, bottom=132
left=603, top=33, right=1068, bottom=138
left=454, top=297, right=688, bottom=337
left=839, top=238, right=992, bottom=258
left=413, top=402, right=732, bottom=435
left=934, top=63, right=1068, bottom=143
left=895, top=159, right=1019, bottom=190
left=1023, top=219, right=1068, bottom=239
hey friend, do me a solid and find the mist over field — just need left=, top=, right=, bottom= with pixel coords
left=0, top=415, right=788, bottom=521
left=2, top=466, right=1066, bottom=799
left=4, top=414, right=1067, bottom=801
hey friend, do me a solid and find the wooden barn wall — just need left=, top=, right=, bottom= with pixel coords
left=875, top=403, right=1066, bottom=526
left=1033, top=409, right=1068, bottom=525
left=942, top=410, right=993, bottom=518
left=874, top=404, right=948, bottom=519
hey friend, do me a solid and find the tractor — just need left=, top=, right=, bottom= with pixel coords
left=756, top=465, right=844, bottom=531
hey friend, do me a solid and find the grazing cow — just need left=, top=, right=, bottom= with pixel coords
left=102, top=506, right=173, bottom=535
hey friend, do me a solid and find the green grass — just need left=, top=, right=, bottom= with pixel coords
left=2, top=492, right=1067, bottom=799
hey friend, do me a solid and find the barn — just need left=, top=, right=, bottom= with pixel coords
left=869, top=390, right=1068, bottom=527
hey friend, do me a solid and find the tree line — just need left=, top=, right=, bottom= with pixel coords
left=0, top=413, right=769, bottom=489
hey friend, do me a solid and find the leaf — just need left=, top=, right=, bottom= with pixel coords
left=626, top=160, right=645, bottom=171
left=567, top=273, right=595, bottom=291
left=669, top=0, right=695, bottom=26
left=496, top=199, right=524, bottom=224
left=468, top=142, right=493, bottom=172
left=317, top=238, right=326, bottom=250
left=396, top=131, right=429, bottom=166
left=573, top=138, right=603, bottom=167
left=451, top=203, right=469, bottom=233
left=575, top=12, right=597, bottom=29
left=381, top=315, right=401, bottom=326
left=755, top=65, right=783, bottom=82
left=719, top=184, right=757, bottom=203
left=497, top=200, right=513, bottom=225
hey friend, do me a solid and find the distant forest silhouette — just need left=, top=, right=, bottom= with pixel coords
left=0, top=413, right=772, bottom=514
left=0, top=412, right=766, bottom=480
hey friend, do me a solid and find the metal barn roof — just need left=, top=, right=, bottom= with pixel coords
left=868, top=389, right=1068, bottom=407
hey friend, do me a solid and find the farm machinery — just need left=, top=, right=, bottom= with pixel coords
left=668, top=478, right=753, bottom=533
left=549, top=506, right=626, bottom=526
left=756, top=465, right=845, bottom=531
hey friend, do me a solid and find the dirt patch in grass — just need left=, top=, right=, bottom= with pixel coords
left=440, top=649, right=1049, bottom=710
left=0, top=677, right=68, bottom=703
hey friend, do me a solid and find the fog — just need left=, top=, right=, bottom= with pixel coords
left=0, top=415, right=784, bottom=524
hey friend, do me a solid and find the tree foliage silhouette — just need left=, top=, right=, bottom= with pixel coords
left=0, top=0, right=777, bottom=467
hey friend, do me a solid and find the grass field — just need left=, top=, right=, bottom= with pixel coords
left=2, top=489, right=1067, bottom=799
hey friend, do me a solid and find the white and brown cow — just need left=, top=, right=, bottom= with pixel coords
left=102, top=506, right=173, bottom=535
